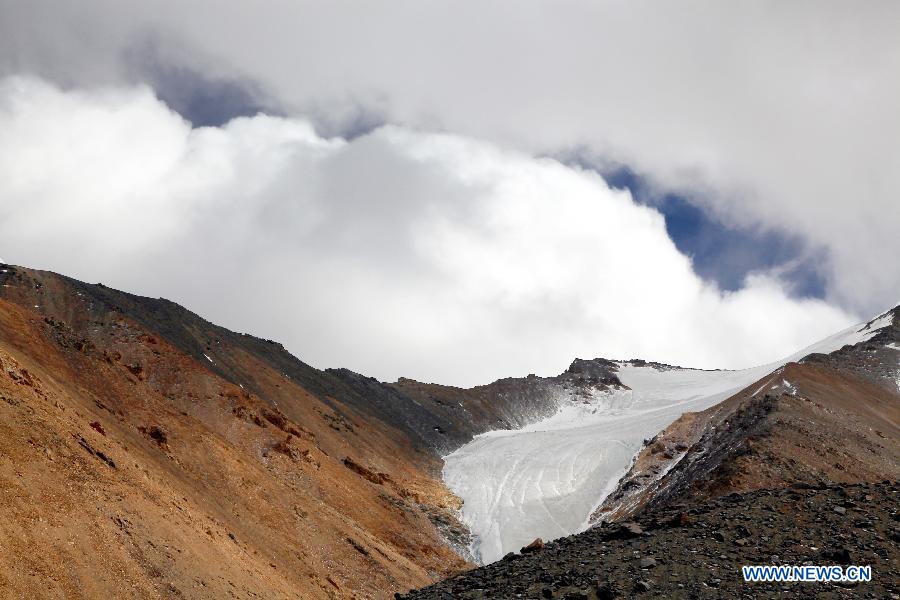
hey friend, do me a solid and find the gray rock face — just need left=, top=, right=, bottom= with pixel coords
left=388, top=358, right=625, bottom=455
left=562, top=358, right=621, bottom=386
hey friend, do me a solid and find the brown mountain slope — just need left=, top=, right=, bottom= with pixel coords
left=0, top=265, right=469, bottom=599
left=592, top=307, right=900, bottom=522
left=5, top=261, right=896, bottom=598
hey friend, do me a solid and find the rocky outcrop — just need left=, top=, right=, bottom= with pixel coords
left=391, top=357, right=624, bottom=446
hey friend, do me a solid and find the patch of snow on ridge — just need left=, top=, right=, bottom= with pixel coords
left=442, top=311, right=896, bottom=565
left=789, top=311, right=892, bottom=362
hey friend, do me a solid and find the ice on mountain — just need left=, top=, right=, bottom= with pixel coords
left=443, top=311, right=896, bottom=564
left=443, top=364, right=771, bottom=564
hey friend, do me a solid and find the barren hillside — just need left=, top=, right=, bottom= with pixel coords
left=0, top=264, right=469, bottom=599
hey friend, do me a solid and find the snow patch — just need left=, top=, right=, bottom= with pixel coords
left=861, top=311, right=894, bottom=334
left=749, top=378, right=772, bottom=397
left=791, top=312, right=892, bottom=361
left=782, top=379, right=797, bottom=396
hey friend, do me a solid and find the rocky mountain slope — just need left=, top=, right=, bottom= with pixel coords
left=0, top=264, right=669, bottom=598
left=402, top=481, right=900, bottom=599
left=2, top=262, right=898, bottom=598
left=435, top=307, right=900, bottom=565
left=0, top=264, right=479, bottom=599
left=403, top=307, right=899, bottom=597
left=592, top=307, right=900, bottom=523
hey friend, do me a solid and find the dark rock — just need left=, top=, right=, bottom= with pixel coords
left=634, top=580, right=652, bottom=593
left=821, top=547, right=852, bottom=565
left=595, top=582, right=617, bottom=599
left=669, top=512, right=692, bottom=527
left=402, top=483, right=898, bottom=600
left=607, top=522, right=643, bottom=540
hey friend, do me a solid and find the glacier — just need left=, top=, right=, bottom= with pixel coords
left=443, top=312, right=895, bottom=564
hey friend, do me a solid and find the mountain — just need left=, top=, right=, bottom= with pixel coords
left=1, top=262, right=898, bottom=599
left=0, top=264, right=696, bottom=597
left=0, top=264, right=472, bottom=598
left=402, top=308, right=900, bottom=598
left=437, top=309, right=899, bottom=563
left=592, top=307, right=900, bottom=523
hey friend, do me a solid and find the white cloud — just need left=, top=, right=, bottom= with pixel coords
left=3, top=1, right=897, bottom=315
left=0, top=77, right=858, bottom=385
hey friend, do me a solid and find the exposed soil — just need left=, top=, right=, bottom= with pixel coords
left=0, top=265, right=470, bottom=599
left=402, top=481, right=900, bottom=599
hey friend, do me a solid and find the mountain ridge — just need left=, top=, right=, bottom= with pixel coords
left=0, top=263, right=472, bottom=598
left=1, top=262, right=897, bottom=598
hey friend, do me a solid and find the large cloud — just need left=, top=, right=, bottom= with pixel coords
left=0, top=77, right=857, bottom=385
left=3, top=1, right=896, bottom=315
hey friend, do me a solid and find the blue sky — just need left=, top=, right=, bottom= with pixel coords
left=600, top=167, right=828, bottom=299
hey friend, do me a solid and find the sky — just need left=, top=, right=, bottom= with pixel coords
left=0, top=1, right=898, bottom=386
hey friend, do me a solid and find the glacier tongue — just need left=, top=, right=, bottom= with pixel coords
left=443, top=311, right=896, bottom=565
left=442, top=365, right=765, bottom=564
